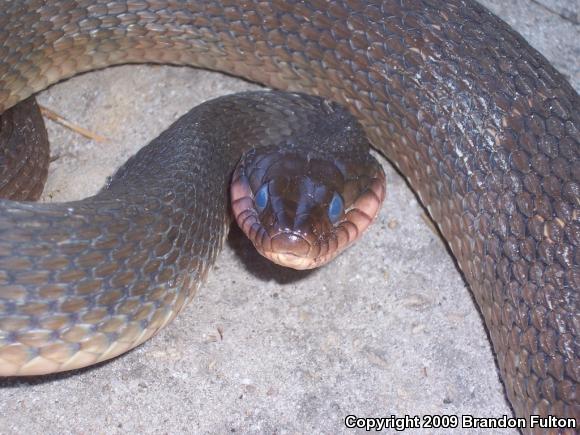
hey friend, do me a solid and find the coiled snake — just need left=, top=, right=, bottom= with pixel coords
left=0, top=0, right=578, bottom=431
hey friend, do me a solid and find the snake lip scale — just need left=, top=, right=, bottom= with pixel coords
left=0, top=0, right=578, bottom=431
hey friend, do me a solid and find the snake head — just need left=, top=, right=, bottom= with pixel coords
left=231, top=146, right=386, bottom=270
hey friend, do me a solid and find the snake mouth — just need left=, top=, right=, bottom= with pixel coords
left=262, top=250, right=315, bottom=270
left=258, top=231, right=317, bottom=270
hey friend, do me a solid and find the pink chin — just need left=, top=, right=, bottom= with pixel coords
left=261, top=250, right=320, bottom=270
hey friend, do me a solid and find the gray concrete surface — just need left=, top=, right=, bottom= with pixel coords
left=0, top=1, right=578, bottom=434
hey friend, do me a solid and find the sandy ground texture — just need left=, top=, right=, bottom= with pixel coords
left=0, top=1, right=578, bottom=434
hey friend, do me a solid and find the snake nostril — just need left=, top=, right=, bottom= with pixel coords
left=270, top=232, right=311, bottom=257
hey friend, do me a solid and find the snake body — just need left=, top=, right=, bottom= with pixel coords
left=0, top=0, right=578, bottom=429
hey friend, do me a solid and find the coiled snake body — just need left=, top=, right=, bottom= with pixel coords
left=0, top=0, right=578, bottom=430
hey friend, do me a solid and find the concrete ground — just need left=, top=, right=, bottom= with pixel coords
left=0, top=1, right=578, bottom=434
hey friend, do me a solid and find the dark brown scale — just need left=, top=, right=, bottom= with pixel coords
left=0, top=1, right=578, bottom=432
left=0, top=99, right=48, bottom=201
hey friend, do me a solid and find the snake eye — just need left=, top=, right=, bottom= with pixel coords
left=254, top=184, right=269, bottom=212
left=328, top=192, right=344, bottom=224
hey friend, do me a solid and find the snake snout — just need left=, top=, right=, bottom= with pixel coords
left=266, top=231, right=315, bottom=270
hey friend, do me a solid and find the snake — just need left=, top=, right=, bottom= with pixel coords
left=0, top=0, right=578, bottom=430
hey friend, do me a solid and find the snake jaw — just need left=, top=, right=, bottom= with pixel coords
left=230, top=155, right=386, bottom=270
left=341, top=168, right=387, bottom=238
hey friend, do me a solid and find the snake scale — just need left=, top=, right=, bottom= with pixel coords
left=0, top=0, right=578, bottom=431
